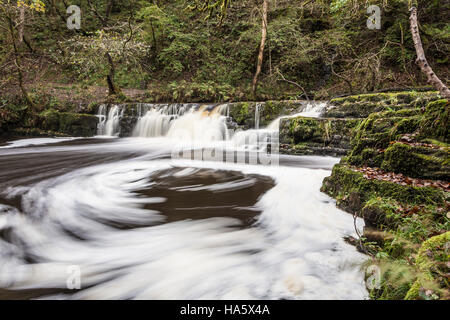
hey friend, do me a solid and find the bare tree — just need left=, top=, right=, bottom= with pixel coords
left=251, top=0, right=268, bottom=97
left=409, top=3, right=450, bottom=98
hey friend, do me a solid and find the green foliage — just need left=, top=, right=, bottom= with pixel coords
left=1, top=0, right=449, bottom=101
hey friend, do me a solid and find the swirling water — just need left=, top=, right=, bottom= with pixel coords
left=0, top=103, right=368, bottom=300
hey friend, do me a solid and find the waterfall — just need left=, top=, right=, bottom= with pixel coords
left=255, top=103, right=261, bottom=130
left=132, top=109, right=174, bottom=137
left=104, top=105, right=123, bottom=136
left=132, top=104, right=229, bottom=142
left=167, top=108, right=229, bottom=142
left=267, top=102, right=327, bottom=131
left=96, top=101, right=326, bottom=147
left=97, top=105, right=125, bottom=136
left=299, top=102, right=327, bottom=118
left=96, top=104, right=107, bottom=135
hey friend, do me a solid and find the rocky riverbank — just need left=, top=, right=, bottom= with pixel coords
left=321, top=97, right=449, bottom=300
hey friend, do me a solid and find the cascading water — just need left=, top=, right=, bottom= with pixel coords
left=167, top=107, right=230, bottom=142
left=255, top=103, right=261, bottom=130
left=133, top=104, right=230, bottom=142
left=96, top=104, right=107, bottom=135
left=97, top=105, right=123, bottom=136
left=96, top=101, right=327, bottom=151
left=267, top=102, right=327, bottom=131
left=132, top=109, right=175, bottom=137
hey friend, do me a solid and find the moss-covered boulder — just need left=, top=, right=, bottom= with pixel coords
left=405, top=232, right=450, bottom=300
left=418, top=99, right=449, bottom=143
left=38, top=109, right=98, bottom=137
left=321, top=94, right=450, bottom=300
left=347, top=100, right=450, bottom=180
left=321, top=164, right=448, bottom=214
left=324, top=91, right=441, bottom=118
left=279, top=116, right=360, bottom=156
left=381, top=142, right=449, bottom=181
left=348, top=108, right=422, bottom=162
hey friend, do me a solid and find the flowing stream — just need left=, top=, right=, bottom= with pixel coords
left=0, top=102, right=368, bottom=300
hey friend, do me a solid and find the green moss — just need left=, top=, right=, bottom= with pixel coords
left=327, top=92, right=440, bottom=118
left=362, top=197, right=401, bottom=230
left=37, top=110, right=98, bottom=137
left=404, top=281, right=422, bottom=300
left=229, top=102, right=250, bottom=126
left=39, top=109, right=60, bottom=132
left=418, top=99, right=449, bottom=142
left=229, top=101, right=294, bottom=128
left=280, top=116, right=359, bottom=151
left=405, top=232, right=450, bottom=300
left=381, top=143, right=449, bottom=180
left=321, top=164, right=448, bottom=214
left=322, top=95, right=449, bottom=301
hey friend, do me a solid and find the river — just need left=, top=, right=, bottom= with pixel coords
left=0, top=103, right=368, bottom=299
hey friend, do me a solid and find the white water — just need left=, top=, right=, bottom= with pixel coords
left=0, top=137, right=80, bottom=149
left=97, top=102, right=326, bottom=148
left=229, top=102, right=328, bottom=150
left=133, top=105, right=230, bottom=142
left=267, top=102, right=327, bottom=131
left=97, top=105, right=123, bottom=136
left=132, top=109, right=174, bottom=137
left=255, top=103, right=261, bottom=130
left=0, top=141, right=368, bottom=299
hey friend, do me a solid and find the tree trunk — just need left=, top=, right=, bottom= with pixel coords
left=7, top=15, right=34, bottom=107
left=105, top=0, right=115, bottom=21
left=105, top=52, right=122, bottom=96
left=409, top=6, right=450, bottom=99
left=251, top=0, right=268, bottom=97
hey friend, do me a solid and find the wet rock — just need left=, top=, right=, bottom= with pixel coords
left=37, top=109, right=98, bottom=137
left=279, top=116, right=360, bottom=156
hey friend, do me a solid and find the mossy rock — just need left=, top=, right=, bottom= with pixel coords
left=405, top=232, right=450, bottom=300
left=321, top=164, right=448, bottom=215
left=279, top=116, right=360, bottom=154
left=381, top=142, right=450, bottom=180
left=347, top=100, right=449, bottom=177
left=349, top=110, right=422, bottom=157
left=418, top=99, right=449, bottom=143
left=58, top=112, right=98, bottom=137
left=326, top=91, right=441, bottom=118
left=361, top=197, right=401, bottom=230
left=39, top=109, right=60, bottom=131
left=229, top=102, right=251, bottom=126
left=37, top=110, right=98, bottom=137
